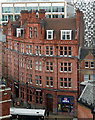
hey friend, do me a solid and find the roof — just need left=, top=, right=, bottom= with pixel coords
left=43, top=18, right=76, bottom=40
left=79, top=81, right=95, bottom=107
left=10, top=108, right=45, bottom=116
left=80, top=48, right=95, bottom=60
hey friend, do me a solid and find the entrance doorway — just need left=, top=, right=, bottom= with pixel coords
left=14, top=82, right=19, bottom=98
left=46, top=94, right=53, bottom=112
left=15, top=86, right=19, bottom=98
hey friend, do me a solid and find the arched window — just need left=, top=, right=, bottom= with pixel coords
left=34, top=27, right=37, bottom=38
left=30, top=27, right=32, bottom=38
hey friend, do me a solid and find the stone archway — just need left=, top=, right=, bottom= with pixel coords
left=46, top=94, right=53, bottom=112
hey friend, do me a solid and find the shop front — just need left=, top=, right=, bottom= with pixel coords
left=57, top=95, right=74, bottom=113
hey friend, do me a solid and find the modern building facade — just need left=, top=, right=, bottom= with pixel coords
left=1, top=0, right=74, bottom=26
left=74, top=1, right=95, bottom=48
left=4, top=9, right=84, bottom=115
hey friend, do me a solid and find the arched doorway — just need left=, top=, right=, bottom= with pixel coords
left=46, top=94, right=53, bottom=112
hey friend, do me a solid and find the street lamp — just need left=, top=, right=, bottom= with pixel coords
left=26, top=82, right=28, bottom=108
left=56, top=46, right=58, bottom=90
left=56, top=46, right=58, bottom=114
left=17, top=43, right=19, bottom=98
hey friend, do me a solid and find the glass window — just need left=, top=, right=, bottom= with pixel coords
left=46, top=46, right=53, bottom=56
left=35, top=75, right=38, bottom=85
left=84, top=74, right=89, bottom=81
left=2, top=15, right=8, bottom=21
left=14, top=7, right=25, bottom=13
left=61, top=30, right=72, bottom=40
left=60, top=77, right=63, bottom=88
left=85, top=62, right=89, bottom=68
left=35, top=61, right=38, bottom=70
left=60, top=63, right=63, bottom=72
left=68, top=63, right=72, bottom=72
left=35, top=46, right=41, bottom=55
left=34, top=27, right=37, bottom=38
left=90, top=74, right=95, bottom=80
left=90, top=62, right=94, bottom=68
left=68, top=78, right=72, bottom=88
left=64, top=63, right=67, bottom=72
left=64, top=78, right=67, bottom=88
left=2, top=7, right=13, bottom=13
left=30, top=27, right=32, bottom=38
left=47, top=30, right=53, bottom=40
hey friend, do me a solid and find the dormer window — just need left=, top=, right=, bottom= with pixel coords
left=61, top=30, right=72, bottom=40
left=17, top=28, right=23, bottom=37
left=47, top=30, right=54, bottom=40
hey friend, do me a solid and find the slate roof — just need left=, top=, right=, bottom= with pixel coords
left=43, top=18, right=76, bottom=40
left=9, top=10, right=84, bottom=41
left=80, top=48, right=95, bottom=60
left=79, top=81, right=95, bottom=107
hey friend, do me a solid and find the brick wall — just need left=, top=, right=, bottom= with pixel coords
left=78, top=103, right=93, bottom=119
left=0, top=86, right=11, bottom=120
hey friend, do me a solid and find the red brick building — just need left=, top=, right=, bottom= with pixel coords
left=4, top=9, right=84, bottom=115
left=0, top=85, right=11, bottom=120
left=78, top=48, right=95, bottom=94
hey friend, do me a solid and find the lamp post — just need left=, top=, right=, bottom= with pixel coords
left=17, top=43, right=19, bottom=98
left=26, top=82, right=28, bottom=108
left=56, top=46, right=58, bottom=114
left=56, top=46, right=58, bottom=90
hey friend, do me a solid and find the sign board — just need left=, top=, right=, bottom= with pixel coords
left=61, top=97, right=70, bottom=103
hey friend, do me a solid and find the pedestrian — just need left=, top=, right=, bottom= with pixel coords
left=20, top=99, right=23, bottom=106
left=47, top=111, right=49, bottom=117
left=13, top=99, right=15, bottom=107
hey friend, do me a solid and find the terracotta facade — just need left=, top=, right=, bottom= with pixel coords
left=4, top=9, right=84, bottom=115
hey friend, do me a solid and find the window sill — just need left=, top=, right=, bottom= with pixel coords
left=61, top=39, right=71, bottom=40
left=68, top=71, right=72, bottom=73
left=47, top=39, right=53, bottom=40
left=60, top=86, right=63, bottom=88
left=64, top=55, right=68, bottom=57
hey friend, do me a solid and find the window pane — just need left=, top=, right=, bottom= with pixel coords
left=84, top=74, right=89, bottom=81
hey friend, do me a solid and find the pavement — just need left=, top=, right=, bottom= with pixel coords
left=45, top=114, right=74, bottom=120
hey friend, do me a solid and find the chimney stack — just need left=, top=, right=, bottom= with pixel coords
left=38, top=9, right=46, bottom=19
left=20, top=10, right=28, bottom=26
